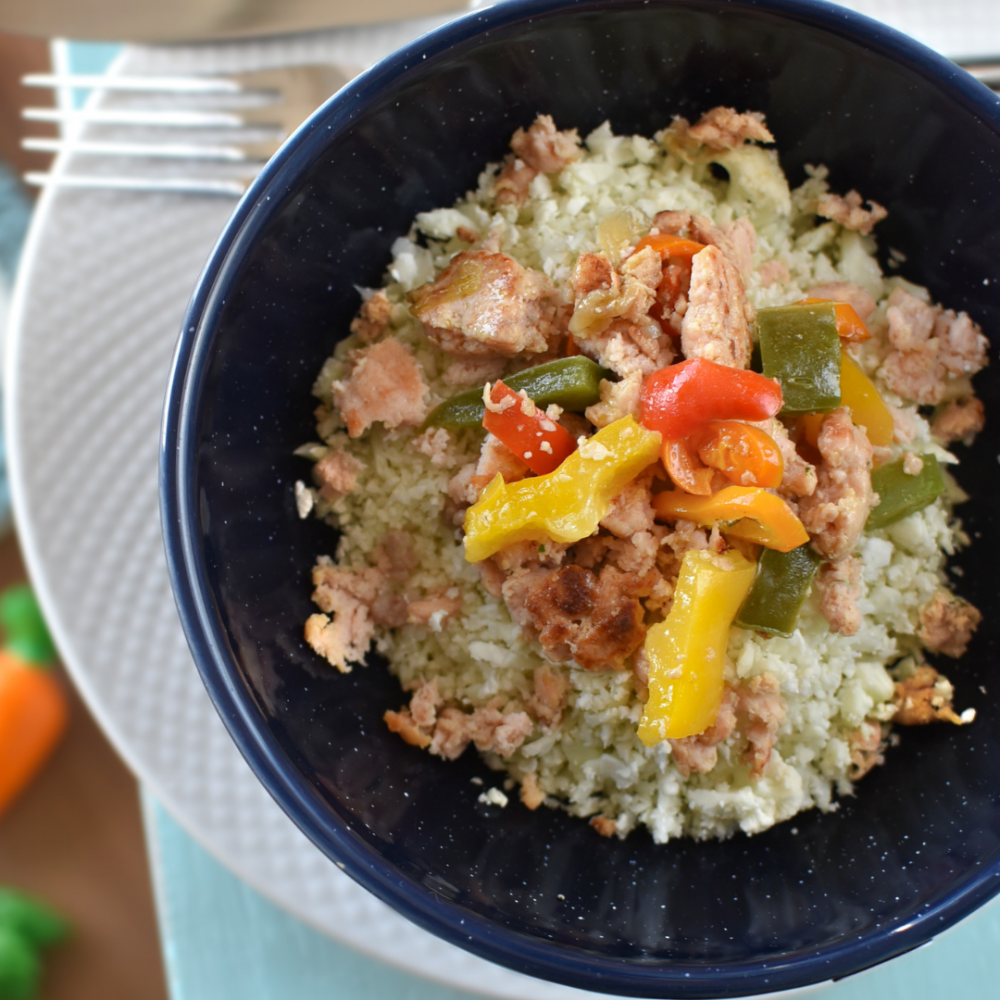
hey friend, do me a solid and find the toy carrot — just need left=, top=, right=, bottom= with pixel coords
left=0, top=586, right=67, bottom=819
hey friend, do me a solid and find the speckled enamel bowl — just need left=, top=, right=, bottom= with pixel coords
left=161, top=0, right=1000, bottom=995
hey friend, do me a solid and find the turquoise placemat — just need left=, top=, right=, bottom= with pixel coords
left=144, top=793, right=1000, bottom=1000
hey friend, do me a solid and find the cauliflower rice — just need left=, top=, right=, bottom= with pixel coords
left=295, top=109, right=985, bottom=842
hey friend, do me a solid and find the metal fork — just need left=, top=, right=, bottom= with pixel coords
left=22, top=63, right=358, bottom=196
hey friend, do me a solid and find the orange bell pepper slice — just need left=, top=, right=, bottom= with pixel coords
left=482, top=380, right=577, bottom=476
left=640, top=358, right=784, bottom=441
left=661, top=438, right=715, bottom=495
left=798, top=298, right=870, bottom=342
left=694, top=420, right=784, bottom=489
left=634, top=233, right=707, bottom=260
left=652, top=485, right=809, bottom=552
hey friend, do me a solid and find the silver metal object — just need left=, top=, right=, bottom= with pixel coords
left=22, top=64, right=357, bottom=196
left=955, top=59, right=1000, bottom=90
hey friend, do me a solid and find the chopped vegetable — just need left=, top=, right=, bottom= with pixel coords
left=0, top=586, right=67, bottom=820
left=695, top=420, right=784, bottom=489
left=639, top=358, right=783, bottom=440
left=661, top=437, right=715, bottom=495
left=464, top=416, right=662, bottom=562
left=638, top=549, right=757, bottom=745
left=482, top=380, right=577, bottom=475
left=653, top=485, right=809, bottom=552
left=0, top=888, right=68, bottom=1000
left=757, top=303, right=842, bottom=415
left=633, top=233, right=707, bottom=260
left=798, top=298, right=870, bottom=342
left=867, top=453, right=945, bottom=530
left=426, top=356, right=613, bottom=428
left=735, top=544, right=823, bottom=637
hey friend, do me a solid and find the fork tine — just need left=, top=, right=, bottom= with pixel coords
left=22, top=73, right=262, bottom=95
left=22, top=136, right=275, bottom=162
left=23, top=171, right=250, bottom=196
left=22, top=106, right=283, bottom=130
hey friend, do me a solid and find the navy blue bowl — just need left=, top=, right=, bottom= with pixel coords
left=161, top=0, right=1000, bottom=995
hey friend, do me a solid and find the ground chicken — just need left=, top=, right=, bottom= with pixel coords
left=585, top=370, right=643, bottom=428
left=349, top=289, right=392, bottom=342
left=893, top=665, right=964, bottom=725
left=669, top=688, right=738, bottom=776
left=680, top=245, right=753, bottom=369
left=815, top=189, right=887, bottom=235
left=933, top=396, right=985, bottom=445
left=736, top=674, right=786, bottom=777
left=590, top=815, right=618, bottom=838
left=312, top=448, right=363, bottom=501
left=847, top=721, right=885, bottom=779
left=918, top=590, right=981, bottom=658
left=526, top=665, right=570, bottom=727
left=520, top=773, right=545, bottom=810
left=406, top=595, right=462, bottom=630
left=667, top=107, right=774, bottom=150
left=799, top=407, right=876, bottom=561
left=816, top=556, right=863, bottom=636
left=493, top=156, right=536, bottom=207
left=599, top=471, right=658, bottom=538
left=442, top=356, right=506, bottom=387
left=331, top=337, right=429, bottom=438
left=510, top=114, right=582, bottom=173
left=410, top=251, right=562, bottom=357
left=411, top=427, right=453, bottom=468
left=751, top=417, right=817, bottom=499
left=806, top=281, right=877, bottom=322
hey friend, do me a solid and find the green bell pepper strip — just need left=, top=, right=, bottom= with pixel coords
left=425, top=356, right=614, bottom=429
left=0, top=589, right=56, bottom=667
left=757, top=304, right=842, bottom=416
left=0, top=891, right=68, bottom=950
left=735, top=543, right=822, bottom=638
left=866, top=454, right=946, bottom=530
left=0, top=926, right=38, bottom=1000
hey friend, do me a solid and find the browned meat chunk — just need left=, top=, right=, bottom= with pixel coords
left=848, top=721, right=885, bottom=779
left=600, top=471, right=657, bottom=538
left=918, top=590, right=981, bottom=658
left=806, top=281, right=877, bottom=322
left=305, top=560, right=385, bottom=671
left=406, top=595, right=462, bottom=630
left=526, top=665, right=570, bottom=727
left=680, top=245, right=753, bottom=369
left=331, top=338, right=429, bottom=438
left=585, top=370, right=643, bottom=428
left=669, top=688, right=738, bottom=776
left=815, top=190, right=887, bottom=235
left=668, top=107, right=774, bottom=150
left=461, top=433, right=531, bottom=504
left=520, top=773, right=545, bottom=810
left=893, top=665, right=964, bottom=725
left=409, top=679, right=443, bottom=729
left=383, top=708, right=432, bottom=748
left=751, top=417, right=817, bottom=499
left=652, top=211, right=757, bottom=282
left=427, top=704, right=533, bottom=760
left=799, top=408, right=875, bottom=561
left=510, top=114, right=582, bottom=174
left=520, top=564, right=649, bottom=670
left=736, top=674, right=786, bottom=777
left=312, top=448, right=363, bottom=501
left=410, top=251, right=561, bottom=357
left=816, top=556, right=863, bottom=636
left=880, top=288, right=989, bottom=405
left=590, top=815, right=618, bottom=838
left=570, top=248, right=665, bottom=343
left=933, top=396, right=985, bottom=446
left=349, top=289, right=392, bottom=342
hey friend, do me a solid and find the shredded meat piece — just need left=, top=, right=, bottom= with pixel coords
left=918, top=590, right=981, bottom=658
left=426, top=703, right=533, bottom=760
left=848, top=721, right=885, bottom=778
left=806, top=281, right=877, bottom=322
left=312, top=448, right=363, bottom=501
left=736, top=674, right=786, bottom=777
left=669, top=688, right=738, bottom=776
left=600, top=471, right=657, bottom=538
left=880, top=288, right=989, bottom=404
left=464, top=433, right=530, bottom=504
left=815, top=190, right=887, bottom=235
left=519, top=564, right=649, bottom=670
left=933, top=396, right=985, bottom=445
left=816, top=556, right=863, bottom=636
left=477, top=558, right=506, bottom=598
left=799, top=408, right=875, bottom=561
left=510, top=114, right=582, bottom=173
left=442, top=356, right=506, bottom=387
left=668, top=107, right=774, bottom=150
left=372, top=530, right=418, bottom=579
left=520, top=773, right=545, bottom=810
left=585, top=370, right=643, bottom=428
left=893, top=665, right=964, bottom=725
left=409, top=680, right=443, bottom=729
left=305, top=561, right=383, bottom=671
left=494, top=156, right=536, bottom=207
left=384, top=708, right=432, bottom=748
left=412, top=427, right=453, bottom=468
left=410, top=251, right=562, bottom=357
left=680, top=245, right=753, bottom=369
left=331, top=338, right=429, bottom=438
left=526, top=666, right=570, bottom=727
left=407, top=595, right=462, bottom=630
left=349, top=289, right=392, bottom=342
left=590, top=815, right=618, bottom=838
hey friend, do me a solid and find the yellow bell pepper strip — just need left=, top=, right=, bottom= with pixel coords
left=757, top=303, right=842, bottom=415
left=0, top=586, right=67, bottom=820
left=652, top=485, right=809, bottom=553
left=638, top=549, right=756, bottom=745
left=800, top=350, right=893, bottom=450
left=463, top=416, right=662, bottom=562
left=798, top=298, right=871, bottom=342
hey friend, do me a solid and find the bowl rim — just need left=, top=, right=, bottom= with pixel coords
left=160, top=0, right=1000, bottom=994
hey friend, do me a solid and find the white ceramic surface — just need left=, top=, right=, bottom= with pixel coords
left=6, top=6, right=999, bottom=1000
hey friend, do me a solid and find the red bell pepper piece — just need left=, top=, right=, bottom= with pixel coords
left=639, top=358, right=784, bottom=441
left=482, top=380, right=577, bottom=475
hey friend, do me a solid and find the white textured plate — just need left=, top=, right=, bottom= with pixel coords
left=15, top=3, right=999, bottom=994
